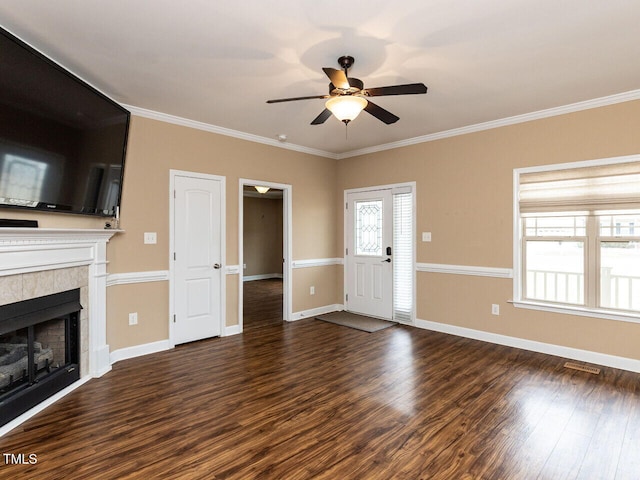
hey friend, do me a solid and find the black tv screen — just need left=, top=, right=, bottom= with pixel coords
left=0, top=26, right=129, bottom=217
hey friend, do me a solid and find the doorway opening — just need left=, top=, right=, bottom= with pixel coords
left=239, top=180, right=292, bottom=331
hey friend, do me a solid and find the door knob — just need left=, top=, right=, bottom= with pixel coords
left=381, top=258, right=391, bottom=263
left=213, top=263, right=222, bottom=269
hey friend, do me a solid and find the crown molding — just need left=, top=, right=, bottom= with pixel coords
left=123, top=104, right=338, bottom=160
left=337, top=89, right=640, bottom=159
left=124, top=88, right=640, bottom=161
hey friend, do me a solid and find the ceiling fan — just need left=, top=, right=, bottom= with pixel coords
left=266, top=55, right=428, bottom=126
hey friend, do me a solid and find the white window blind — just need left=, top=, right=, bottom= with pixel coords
left=519, top=162, right=640, bottom=214
left=393, top=192, right=413, bottom=323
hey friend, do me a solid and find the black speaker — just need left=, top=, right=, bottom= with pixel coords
left=0, top=219, right=39, bottom=228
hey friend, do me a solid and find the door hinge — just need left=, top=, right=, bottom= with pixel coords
left=345, top=293, right=348, bottom=302
left=173, top=190, right=176, bottom=198
left=346, top=248, right=348, bottom=255
left=173, top=252, right=176, bottom=261
left=346, top=202, right=348, bottom=209
left=173, top=314, right=176, bottom=323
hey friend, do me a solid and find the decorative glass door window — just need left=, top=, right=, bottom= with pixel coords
left=355, top=199, right=383, bottom=256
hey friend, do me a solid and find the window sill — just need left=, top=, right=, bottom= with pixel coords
left=511, top=300, right=640, bottom=325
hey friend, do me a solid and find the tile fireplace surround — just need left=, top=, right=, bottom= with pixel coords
left=0, top=228, right=117, bottom=433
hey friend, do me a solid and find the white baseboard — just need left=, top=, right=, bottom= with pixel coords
left=415, top=318, right=640, bottom=373
left=224, top=324, right=242, bottom=336
left=290, top=304, right=344, bottom=321
left=109, top=340, right=172, bottom=365
left=0, top=375, right=92, bottom=437
left=243, top=273, right=283, bottom=282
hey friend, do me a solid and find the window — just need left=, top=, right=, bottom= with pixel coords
left=515, top=158, right=640, bottom=317
left=393, top=191, right=413, bottom=323
left=355, top=199, right=383, bottom=256
left=599, top=214, right=640, bottom=312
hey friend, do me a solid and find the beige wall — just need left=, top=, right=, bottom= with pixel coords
left=6, top=99, right=640, bottom=363
left=292, top=265, right=343, bottom=314
left=243, top=196, right=283, bottom=277
left=105, top=115, right=340, bottom=349
left=337, top=99, right=640, bottom=361
left=108, top=116, right=339, bottom=272
left=107, top=282, right=169, bottom=351
left=0, top=208, right=105, bottom=229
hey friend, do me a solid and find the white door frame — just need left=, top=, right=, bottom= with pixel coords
left=239, top=178, right=293, bottom=330
left=343, top=182, right=416, bottom=324
left=169, top=169, right=226, bottom=347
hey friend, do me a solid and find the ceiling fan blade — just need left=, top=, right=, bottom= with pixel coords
left=322, top=67, right=350, bottom=90
left=364, top=100, right=400, bottom=124
left=310, top=108, right=332, bottom=125
left=266, top=94, right=328, bottom=104
left=364, top=83, right=428, bottom=97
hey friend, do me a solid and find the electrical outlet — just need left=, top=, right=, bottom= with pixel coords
left=491, top=304, right=500, bottom=316
left=129, top=312, right=138, bottom=325
left=143, top=232, right=157, bottom=244
left=422, top=232, right=432, bottom=242
left=310, top=286, right=315, bottom=295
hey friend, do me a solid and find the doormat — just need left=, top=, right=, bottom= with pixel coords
left=315, top=311, right=396, bottom=333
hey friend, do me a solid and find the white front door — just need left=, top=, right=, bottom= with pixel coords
left=173, top=174, right=223, bottom=344
left=345, top=189, right=393, bottom=319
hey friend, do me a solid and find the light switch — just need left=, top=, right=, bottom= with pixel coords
left=422, top=232, right=432, bottom=242
left=144, top=232, right=157, bottom=244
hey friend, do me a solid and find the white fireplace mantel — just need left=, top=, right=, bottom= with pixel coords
left=0, top=228, right=119, bottom=378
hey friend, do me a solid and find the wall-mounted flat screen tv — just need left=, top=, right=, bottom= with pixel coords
left=0, top=26, right=130, bottom=217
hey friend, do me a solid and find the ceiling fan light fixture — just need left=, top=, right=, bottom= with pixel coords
left=325, top=95, right=368, bottom=124
left=254, top=186, right=270, bottom=194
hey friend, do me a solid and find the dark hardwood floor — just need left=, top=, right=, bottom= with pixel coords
left=243, top=278, right=283, bottom=331
left=1, top=298, right=640, bottom=478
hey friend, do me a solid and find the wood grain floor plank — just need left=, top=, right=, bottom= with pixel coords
left=1, top=280, right=639, bottom=479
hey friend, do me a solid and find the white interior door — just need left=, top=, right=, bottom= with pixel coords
left=173, top=174, right=223, bottom=344
left=346, top=189, right=393, bottom=319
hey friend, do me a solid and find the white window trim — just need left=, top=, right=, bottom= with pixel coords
left=511, top=300, right=640, bottom=325
left=513, top=154, right=640, bottom=323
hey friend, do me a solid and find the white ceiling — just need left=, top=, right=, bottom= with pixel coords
left=2, top=1, right=640, bottom=157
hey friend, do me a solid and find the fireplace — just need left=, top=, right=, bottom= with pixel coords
left=0, top=289, right=81, bottom=427
left=0, top=228, right=116, bottom=434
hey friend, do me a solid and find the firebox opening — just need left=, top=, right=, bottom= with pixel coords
left=0, top=289, right=81, bottom=427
